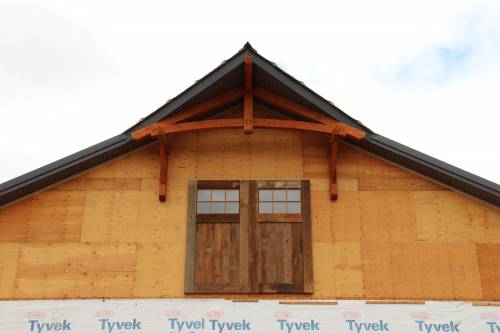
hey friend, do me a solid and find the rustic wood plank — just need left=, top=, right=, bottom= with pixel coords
left=197, top=180, right=240, bottom=189
left=301, top=180, right=313, bottom=293
left=193, top=223, right=240, bottom=292
left=257, top=214, right=302, bottom=223
left=239, top=180, right=250, bottom=292
left=196, top=214, right=240, bottom=223
left=248, top=180, right=259, bottom=293
left=257, top=180, right=301, bottom=189
left=184, top=180, right=197, bottom=293
left=259, top=283, right=304, bottom=293
left=292, top=223, right=304, bottom=288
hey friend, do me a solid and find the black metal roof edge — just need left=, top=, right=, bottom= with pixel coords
left=367, top=134, right=500, bottom=195
left=0, top=42, right=498, bottom=208
left=0, top=134, right=131, bottom=194
left=124, top=43, right=372, bottom=135
left=124, top=44, right=252, bottom=133
left=248, top=49, right=372, bottom=134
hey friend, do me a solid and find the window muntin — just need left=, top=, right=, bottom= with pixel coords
left=258, top=189, right=301, bottom=214
left=196, top=189, right=239, bottom=214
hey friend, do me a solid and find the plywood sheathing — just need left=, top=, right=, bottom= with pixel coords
left=0, top=129, right=499, bottom=301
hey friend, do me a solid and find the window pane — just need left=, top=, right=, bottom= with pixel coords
left=287, top=189, right=301, bottom=201
left=259, top=202, right=273, bottom=213
left=287, top=202, right=301, bottom=214
left=226, top=202, right=239, bottom=214
left=212, top=190, right=225, bottom=201
left=226, top=190, right=239, bottom=201
left=273, top=202, right=287, bottom=213
left=211, top=202, right=225, bottom=213
left=274, top=190, right=286, bottom=201
left=259, top=190, right=273, bottom=202
left=197, top=202, right=209, bottom=213
left=197, top=189, right=211, bottom=201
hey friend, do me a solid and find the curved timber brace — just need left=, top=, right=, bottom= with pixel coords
left=132, top=56, right=365, bottom=201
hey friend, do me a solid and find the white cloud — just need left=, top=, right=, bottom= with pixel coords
left=0, top=0, right=499, bottom=184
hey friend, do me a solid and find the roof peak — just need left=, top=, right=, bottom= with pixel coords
left=243, top=41, right=256, bottom=52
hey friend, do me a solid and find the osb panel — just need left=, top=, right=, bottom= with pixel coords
left=312, top=242, right=363, bottom=298
left=85, top=144, right=159, bottom=179
left=18, top=243, right=136, bottom=273
left=50, top=176, right=142, bottom=191
left=310, top=190, right=362, bottom=243
left=15, top=271, right=134, bottom=299
left=14, top=243, right=136, bottom=299
left=359, top=191, right=417, bottom=245
left=414, top=191, right=500, bottom=243
left=0, top=243, right=20, bottom=298
left=134, top=243, right=184, bottom=298
left=81, top=183, right=186, bottom=244
left=477, top=244, right=500, bottom=300
left=358, top=153, right=445, bottom=191
left=0, top=198, right=32, bottom=242
left=26, top=191, right=85, bottom=242
left=0, top=130, right=499, bottom=301
left=249, top=130, right=303, bottom=179
left=417, top=242, right=483, bottom=300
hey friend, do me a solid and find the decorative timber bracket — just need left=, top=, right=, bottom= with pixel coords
left=132, top=56, right=365, bottom=201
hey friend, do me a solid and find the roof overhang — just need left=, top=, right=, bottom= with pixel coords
left=1, top=43, right=499, bottom=208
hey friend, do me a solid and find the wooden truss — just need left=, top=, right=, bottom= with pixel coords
left=132, top=56, right=365, bottom=201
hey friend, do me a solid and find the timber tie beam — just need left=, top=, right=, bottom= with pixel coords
left=132, top=65, right=365, bottom=201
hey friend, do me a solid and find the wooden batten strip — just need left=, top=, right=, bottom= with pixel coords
left=472, top=302, right=500, bottom=307
left=244, top=56, right=254, bottom=134
left=365, top=300, right=426, bottom=305
left=279, top=301, right=338, bottom=305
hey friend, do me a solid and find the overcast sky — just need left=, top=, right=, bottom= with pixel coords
left=1, top=0, right=499, bottom=184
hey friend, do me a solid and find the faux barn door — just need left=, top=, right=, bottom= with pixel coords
left=184, top=180, right=312, bottom=294
left=250, top=180, right=313, bottom=293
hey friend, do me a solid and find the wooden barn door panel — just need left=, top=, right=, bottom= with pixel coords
left=259, top=222, right=304, bottom=292
left=194, top=222, right=240, bottom=292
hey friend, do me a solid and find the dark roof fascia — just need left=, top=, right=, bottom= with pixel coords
left=1, top=43, right=498, bottom=208
left=249, top=50, right=372, bottom=134
left=0, top=134, right=135, bottom=206
left=125, top=46, right=252, bottom=133
left=125, top=43, right=372, bottom=135
left=367, top=134, right=500, bottom=195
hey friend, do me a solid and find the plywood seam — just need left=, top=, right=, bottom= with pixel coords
left=341, top=140, right=499, bottom=209
left=0, top=141, right=156, bottom=210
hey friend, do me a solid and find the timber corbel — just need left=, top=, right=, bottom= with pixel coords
left=329, top=133, right=340, bottom=201
left=130, top=84, right=366, bottom=202
left=158, top=133, right=168, bottom=201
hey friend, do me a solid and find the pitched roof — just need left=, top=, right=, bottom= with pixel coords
left=1, top=43, right=499, bottom=208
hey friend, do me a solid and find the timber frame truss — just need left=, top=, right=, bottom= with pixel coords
left=132, top=56, right=365, bottom=201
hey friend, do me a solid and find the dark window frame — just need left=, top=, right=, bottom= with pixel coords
left=184, top=179, right=313, bottom=294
